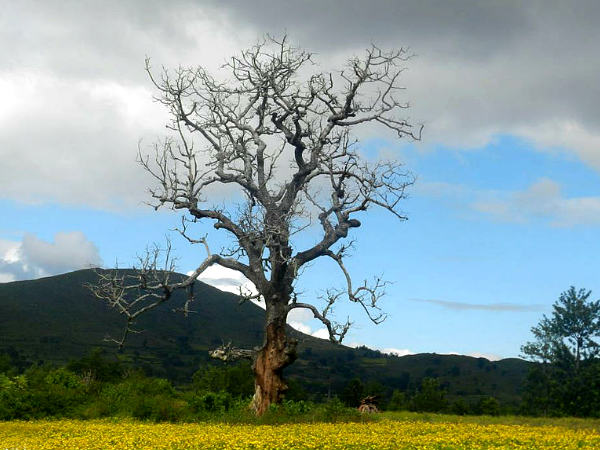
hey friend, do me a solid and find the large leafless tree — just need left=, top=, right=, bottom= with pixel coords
left=92, top=36, right=420, bottom=415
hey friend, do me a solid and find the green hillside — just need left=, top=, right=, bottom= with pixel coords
left=0, top=270, right=531, bottom=408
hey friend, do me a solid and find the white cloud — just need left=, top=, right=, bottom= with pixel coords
left=382, top=348, right=414, bottom=357
left=287, top=321, right=313, bottom=335
left=0, top=239, right=19, bottom=261
left=0, top=72, right=164, bottom=209
left=517, top=120, right=600, bottom=172
left=0, top=3, right=254, bottom=210
left=0, top=231, right=102, bottom=281
left=0, top=239, right=18, bottom=282
left=194, top=265, right=259, bottom=299
left=472, top=178, right=600, bottom=227
left=343, top=342, right=416, bottom=357
left=0, top=273, right=15, bottom=283
left=442, top=351, right=502, bottom=361
left=311, top=328, right=331, bottom=340
left=288, top=307, right=314, bottom=323
left=467, top=352, right=502, bottom=361
left=418, top=177, right=600, bottom=227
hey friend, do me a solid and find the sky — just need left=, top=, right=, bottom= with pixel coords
left=1, top=0, right=599, bottom=361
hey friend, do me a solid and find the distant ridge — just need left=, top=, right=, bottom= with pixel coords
left=0, top=269, right=531, bottom=405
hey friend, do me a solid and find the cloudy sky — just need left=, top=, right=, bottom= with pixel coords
left=2, top=0, right=599, bottom=360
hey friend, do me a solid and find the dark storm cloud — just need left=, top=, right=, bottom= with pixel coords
left=210, top=0, right=600, bottom=166
left=1, top=0, right=600, bottom=209
left=209, top=0, right=531, bottom=57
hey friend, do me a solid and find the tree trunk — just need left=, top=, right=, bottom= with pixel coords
left=575, top=337, right=582, bottom=372
left=251, top=303, right=297, bottom=415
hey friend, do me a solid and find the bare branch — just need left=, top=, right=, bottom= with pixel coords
left=88, top=239, right=251, bottom=347
left=289, top=299, right=351, bottom=344
left=324, top=249, right=388, bottom=325
left=95, top=36, right=419, bottom=414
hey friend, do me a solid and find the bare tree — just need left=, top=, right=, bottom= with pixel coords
left=91, top=36, right=420, bottom=415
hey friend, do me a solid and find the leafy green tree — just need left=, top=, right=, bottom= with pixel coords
left=66, top=349, right=124, bottom=383
left=340, top=377, right=364, bottom=407
left=475, top=396, right=500, bottom=416
left=521, top=365, right=556, bottom=416
left=522, top=287, right=600, bottom=370
left=410, top=378, right=447, bottom=413
left=364, top=380, right=386, bottom=402
left=0, top=353, right=13, bottom=375
left=521, top=287, right=600, bottom=416
left=449, top=398, right=469, bottom=415
left=387, top=389, right=407, bottom=411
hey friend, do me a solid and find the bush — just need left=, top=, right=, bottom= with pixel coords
left=387, top=390, right=407, bottom=411
left=410, top=378, right=448, bottom=413
left=80, top=373, right=192, bottom=421
left=0, top=373, right=28, bottom=419
left=188, top=391, right=234, bottom=413
left=319, top=397, right=361, bottom=422
left=0, top=367, right=86, bottom=419
left=192, top=363, right=254, bottom=398
left=131, top=395, right=189, bottom=422
left=282, top=399, right=312, bottom=415
left=449, top=398, right=470, bottom=415
left=341, top=378, right=364, bottom=407
left=66, top=349, right=124, bottom=383
left=476, top=396, right=501, bottom=416
left=45, top=367, right=82, bottom=389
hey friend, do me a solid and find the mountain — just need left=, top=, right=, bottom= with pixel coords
left=0, top=270, right=531, bottom=407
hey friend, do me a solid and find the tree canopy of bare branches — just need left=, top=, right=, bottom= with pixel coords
left=91, top=36, right=420, bottom=415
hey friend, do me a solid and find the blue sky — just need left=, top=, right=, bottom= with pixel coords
left=2, top=1, right=600, bottom=360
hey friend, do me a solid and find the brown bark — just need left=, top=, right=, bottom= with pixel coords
left=251, top=307, right=297, bottom=415
left=92, top=39, right=414, bottom=417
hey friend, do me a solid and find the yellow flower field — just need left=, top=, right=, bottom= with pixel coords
left=1, top=419, right=599, bottom=450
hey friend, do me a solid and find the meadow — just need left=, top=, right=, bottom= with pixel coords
left=2, top=413, right=600, bottom=450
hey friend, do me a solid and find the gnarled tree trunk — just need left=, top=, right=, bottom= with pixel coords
left=91, top=37, right=415, bottom=418
left=251, top=301, right=297, bottom=415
